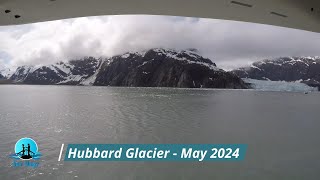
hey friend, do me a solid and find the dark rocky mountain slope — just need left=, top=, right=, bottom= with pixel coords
left=94, top=48, right=247, bottom=89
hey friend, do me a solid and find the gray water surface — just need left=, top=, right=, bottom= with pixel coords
left=0, top=85, right=320, bottom=180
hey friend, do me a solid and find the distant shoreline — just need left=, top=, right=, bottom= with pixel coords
left=1, top=82, right=319, bottom=93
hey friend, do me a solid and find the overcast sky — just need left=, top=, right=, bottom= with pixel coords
left=0, top=15, right=320, bottom=70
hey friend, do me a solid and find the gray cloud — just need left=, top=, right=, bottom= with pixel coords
left=0, top=15, right=319, bottom=70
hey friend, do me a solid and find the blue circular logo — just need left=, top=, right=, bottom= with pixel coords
left=10, top=137, right=41, bottom=160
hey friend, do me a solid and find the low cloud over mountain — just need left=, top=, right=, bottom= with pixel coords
left=1, top=15, right=320, bottom=70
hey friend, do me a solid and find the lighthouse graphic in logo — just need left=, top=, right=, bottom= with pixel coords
left=10, top=138, right=41, bottom=160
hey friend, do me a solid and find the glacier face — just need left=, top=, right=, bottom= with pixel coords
left=243, top=78, right=318, bottom=92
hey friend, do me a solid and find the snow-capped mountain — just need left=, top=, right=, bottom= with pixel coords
left=94, top=48, right=247, bottom=88
left=232, top=57, right=320, bottom=88
left=7, top=48, right=248, bottom=89
left=0, top=65, right=15, bottom=79
left=10, top=57, right=102, bottom=85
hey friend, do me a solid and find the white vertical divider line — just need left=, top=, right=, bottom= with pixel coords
left=58, top=143, right=64, bottom=161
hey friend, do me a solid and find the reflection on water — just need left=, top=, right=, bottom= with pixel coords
left=0, top=85, right=320, bottom=179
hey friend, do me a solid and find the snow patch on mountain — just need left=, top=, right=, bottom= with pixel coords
left=80, top=59, right=105, bottom=86
left=151, top=48, right=222, bottom=71
left=57, top=75, right=83, bottom=84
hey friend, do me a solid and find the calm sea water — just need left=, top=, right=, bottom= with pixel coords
left=0, top=85, right=320, bottom=180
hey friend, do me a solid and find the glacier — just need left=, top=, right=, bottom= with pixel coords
left=243, top=78, right=318, bottom=92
